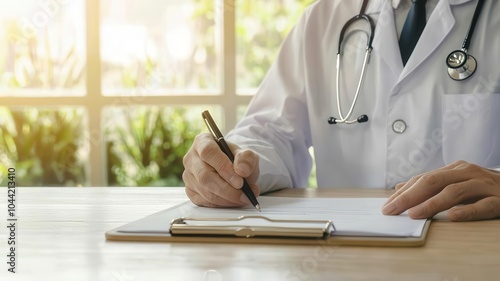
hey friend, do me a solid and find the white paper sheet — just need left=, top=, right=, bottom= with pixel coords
left=183, top=197, right=427, bottom=237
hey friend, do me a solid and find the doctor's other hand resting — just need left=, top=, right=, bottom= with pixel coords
left=382, top=161, right=500, bottom=222
left=182, top=133, right=261, bottom=208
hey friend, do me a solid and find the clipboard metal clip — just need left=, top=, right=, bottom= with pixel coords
left=170, top=215, right=336, bottom=239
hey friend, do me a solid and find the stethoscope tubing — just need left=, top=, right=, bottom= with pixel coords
left=333, top=1, right=375, bottom=124
left=337, top=14, right=375, bottom=54
left=462, top=0, right=485, bottom=52
left=330, top=0, right=486, bottom=125
left=335, top=49, right=372, bottom=124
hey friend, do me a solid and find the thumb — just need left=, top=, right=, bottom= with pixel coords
left=233, top=149, right=260, bottom=184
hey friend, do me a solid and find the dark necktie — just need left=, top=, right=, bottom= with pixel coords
left=399, top=0, right=428, bottom=66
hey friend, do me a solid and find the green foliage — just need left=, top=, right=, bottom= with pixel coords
left=3, top=21, right=85, bottom=89
left=235, top=0, right=317, bottom=88
left=0, top=19, right=87, bottom=187
left=117, top=56, right=159, bottom=89
left=105, top=107, right=203, bottom=187
left=0, top=108, right=87, bottom=187
left=190, top=0, right=316, bottom=89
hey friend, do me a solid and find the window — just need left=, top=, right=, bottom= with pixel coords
left=0, top=0, right=315, bottom=187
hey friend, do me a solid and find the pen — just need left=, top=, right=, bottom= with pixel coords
left=201, top=110, right=261, bottom=212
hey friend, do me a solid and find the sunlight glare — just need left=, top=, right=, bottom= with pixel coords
left=165, top=25, right=193, bottom=61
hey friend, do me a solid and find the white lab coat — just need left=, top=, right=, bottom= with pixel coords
left=226, top=0, right=500, bottom=193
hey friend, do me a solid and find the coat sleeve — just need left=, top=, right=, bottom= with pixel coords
left=226, top=7, right=314, bottom=194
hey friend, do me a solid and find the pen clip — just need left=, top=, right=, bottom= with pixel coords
left=202, top=110, right=224, bottom=142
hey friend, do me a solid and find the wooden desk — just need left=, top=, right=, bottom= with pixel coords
left=1, top=188, right=499, bottom=281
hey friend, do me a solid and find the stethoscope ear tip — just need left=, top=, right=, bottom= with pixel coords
left=327, top=117, right=337, bottom=125
left=357, top=115, right=369, bottom=123
left=327, top=115, right=368, bottom=125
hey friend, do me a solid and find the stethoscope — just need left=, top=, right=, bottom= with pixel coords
left=328, top=0, right=486, bottom=125
left=446, top=0, right=485, bottom=81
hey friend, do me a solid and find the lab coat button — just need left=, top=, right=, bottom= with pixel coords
left=392, top=120, right=407, bottom=134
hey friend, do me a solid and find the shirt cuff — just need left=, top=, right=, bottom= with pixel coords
left=489, top=166, right=500, bottom=173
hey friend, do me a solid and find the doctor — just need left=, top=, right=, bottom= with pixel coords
left=182, top=0, right=500, bottom=221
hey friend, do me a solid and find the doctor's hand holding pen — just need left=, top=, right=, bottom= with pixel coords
left=182, top=133, right=261, bottom=208
left=382, top=161, right=500, bottom=222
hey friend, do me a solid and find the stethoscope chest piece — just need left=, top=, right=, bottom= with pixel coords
left=445, top=0, right=484, bottom=81
left=446, top=50, right=477, bottom=81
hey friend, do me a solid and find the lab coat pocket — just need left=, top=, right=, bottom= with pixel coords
left=441, top=93, right=500, bottom=167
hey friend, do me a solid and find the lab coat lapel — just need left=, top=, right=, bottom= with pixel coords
left=370, top=0, right=403, bottom=78
left=398, top=0, right=456, bottom=82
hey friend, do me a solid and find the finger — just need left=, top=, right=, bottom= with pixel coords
left=406, top=179, right=493, bottom=219
left=191, top=165, right=250, bottom=206
left=394, top=181, right=406, bottom=191
left=185, top=186, right=241, bottom=208
left=384, top=176, right=419, bottom=207
left=447, top=197, right=500, bottom=221
left=184, top=170, right=246, bottom=207
left=384, top=161, right=465, bottom=207
left=185, top=142, right=258, bottom=207
left=185, top=185, right=217, bottom=208
left=382, top=168, right=476, bottom=215
left=233, top=149, right=260, bottom=184
left=185, top=178, right=261, bottom=208
left=194, top=133, right=243, bottom=188
left=183, top=157, right=245, bottom=206
left=187, top=153, right=241, bottom=200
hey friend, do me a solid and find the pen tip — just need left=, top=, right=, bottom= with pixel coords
left=255, top=204, right=261, bottom=212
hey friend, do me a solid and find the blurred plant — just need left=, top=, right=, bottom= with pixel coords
left=234, top=0, right=316, bottom=88
left=119, top=56, right=158, bottom=89
left=0, top=20, right=87, bottom=187
left=106, top=107, right=202, bottom=186
left=192, top=0, right=313, bottom=89
left=104, top=0, right=315, bottom=91
left=0, top=108, right=87, bottom=187
left=3, top=21, right=85, bottom=89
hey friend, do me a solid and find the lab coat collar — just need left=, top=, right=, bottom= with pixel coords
left=369, top=0, right=472, bottom=83
left=398, top=0, right=455, bottom=82
left=366, top=0, right=474, bottom=14
left=370, top=0, right=404, bottom=78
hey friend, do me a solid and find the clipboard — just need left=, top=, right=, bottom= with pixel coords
left=169, top=216, right=335, bottom=238
left=105, top=198, right=432, bottom=247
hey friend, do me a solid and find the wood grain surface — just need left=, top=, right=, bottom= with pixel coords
left=1, top=187, right=499, bottom=281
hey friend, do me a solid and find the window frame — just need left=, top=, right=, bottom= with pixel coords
left=0, top=0, right=252, bottom=186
